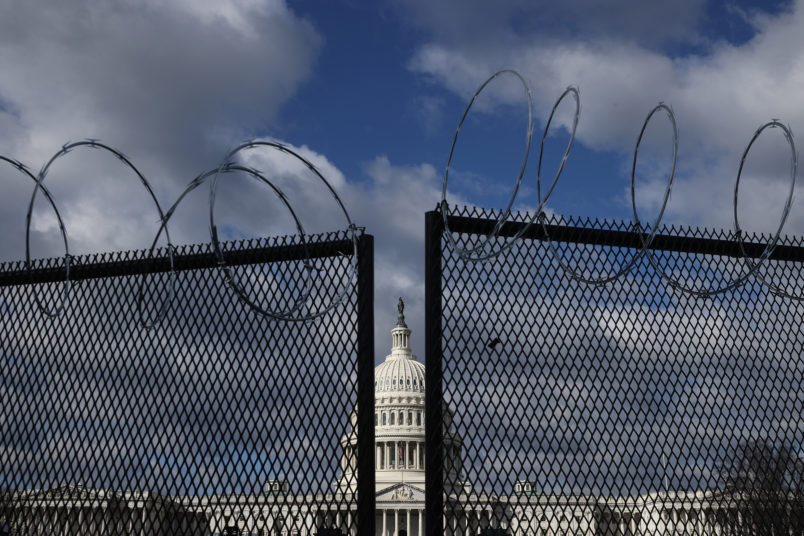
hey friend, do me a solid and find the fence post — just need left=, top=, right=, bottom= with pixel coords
left=356, top=234, right=376, bottom=536
left=425, top=210, right=444, bottom=536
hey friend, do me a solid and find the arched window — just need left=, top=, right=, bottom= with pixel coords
left=382, top=413, right=387, bottom=425
left=406, top=378, right=410, bottom=386
left=399, top=411, right=404, bottom=423
left=416, top=412, right=421, bottom=426
left=374, top=414, right=378, bottom=425
left=413, top=379, right=417, bottom=388
left=408, top=412, right=412, bottom=425
left=390, top=413, right=395, bottom=425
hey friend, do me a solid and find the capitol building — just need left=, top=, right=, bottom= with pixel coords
left=0, top=302, right=767, bottom=535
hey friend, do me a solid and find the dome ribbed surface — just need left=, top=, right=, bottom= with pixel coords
left=374, top=357, right=425, bottom=393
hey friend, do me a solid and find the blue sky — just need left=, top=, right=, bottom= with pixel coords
left=0, top=0, right=803, bottom=356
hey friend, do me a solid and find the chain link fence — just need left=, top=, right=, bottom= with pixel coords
left=425, top=207, right=804, bottom=536
left=0, top=231, right=374, bottom=536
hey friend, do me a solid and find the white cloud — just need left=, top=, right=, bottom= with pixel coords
left=404, top=0, right=804, bottom=235
left=0, top=0, right=322, bottom=260
left=222, top=143, right=460, bottom=358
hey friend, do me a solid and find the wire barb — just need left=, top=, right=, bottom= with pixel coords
left=2, top=138, right=359, bottom=325
left=441, top=70, right=801, bottom=299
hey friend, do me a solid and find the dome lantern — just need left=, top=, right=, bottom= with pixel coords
left=390, top=297, right=411, bottom=356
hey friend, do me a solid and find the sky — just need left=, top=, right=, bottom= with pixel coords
left=1, top=0, right=803, bottom=358
left=1, top=0, right=804, bottom=500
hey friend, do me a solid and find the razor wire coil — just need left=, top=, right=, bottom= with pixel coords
left=4, top=138, right=358, bottom=325
left=0, top=155, right=71, bottom=318
left=442, top=70, right=800, bottom=299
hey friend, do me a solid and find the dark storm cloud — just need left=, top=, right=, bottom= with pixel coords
left=437, top=215, right=804, bottom=496
left=0, top=233, right=360, bottom=496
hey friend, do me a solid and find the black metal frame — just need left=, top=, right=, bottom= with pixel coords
left=424, top=207, right=804, bottom=536
left=0, top=232, right=375, bottom=536
left=425, top=211, right=444, bottom=536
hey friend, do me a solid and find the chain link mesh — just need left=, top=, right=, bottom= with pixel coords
left=428, top=206, right=804, bottom=536
left=0, top=230, right=373, bottom=536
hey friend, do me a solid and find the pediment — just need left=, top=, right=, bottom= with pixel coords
left=376, top=483, right=425, bottom=503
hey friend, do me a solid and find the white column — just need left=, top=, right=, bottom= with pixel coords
left=418, top=509, right=423, bottom=536
left=58, top=508, right=68, bottom=536
left=416, top=443, right=420, bottom=470
left=407, top=509, right=411, bottom=536
left=395, top=509, right=399, bottom=536
left=383, top=509, right=387, bottom=536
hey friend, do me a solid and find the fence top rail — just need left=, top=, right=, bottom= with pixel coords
left=438, top=209, right=804, bottom=262
left=0, top=231, right=361, bottom=287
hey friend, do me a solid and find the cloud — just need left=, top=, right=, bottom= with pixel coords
left=0, top=0, right=322, bottom=260
left=402, top=0, right=804, bottom=235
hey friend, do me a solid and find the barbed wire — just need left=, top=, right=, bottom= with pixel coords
left=208, top=141, right=358, bottom=322
left=0, top=155, right=70, bottom=318
left=441, top=70, right=800, bottom=299
left=5, top=139, right=358, bottom=326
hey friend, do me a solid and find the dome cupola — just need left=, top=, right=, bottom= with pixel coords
left=374, top=298, right=425, bottom=394
left=338, top=298, right=465, bottom=495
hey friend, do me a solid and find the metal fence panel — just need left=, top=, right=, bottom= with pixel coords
left=426, top=207, right=804, bottom=536
left=0, top=231, right=374, bottom=536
